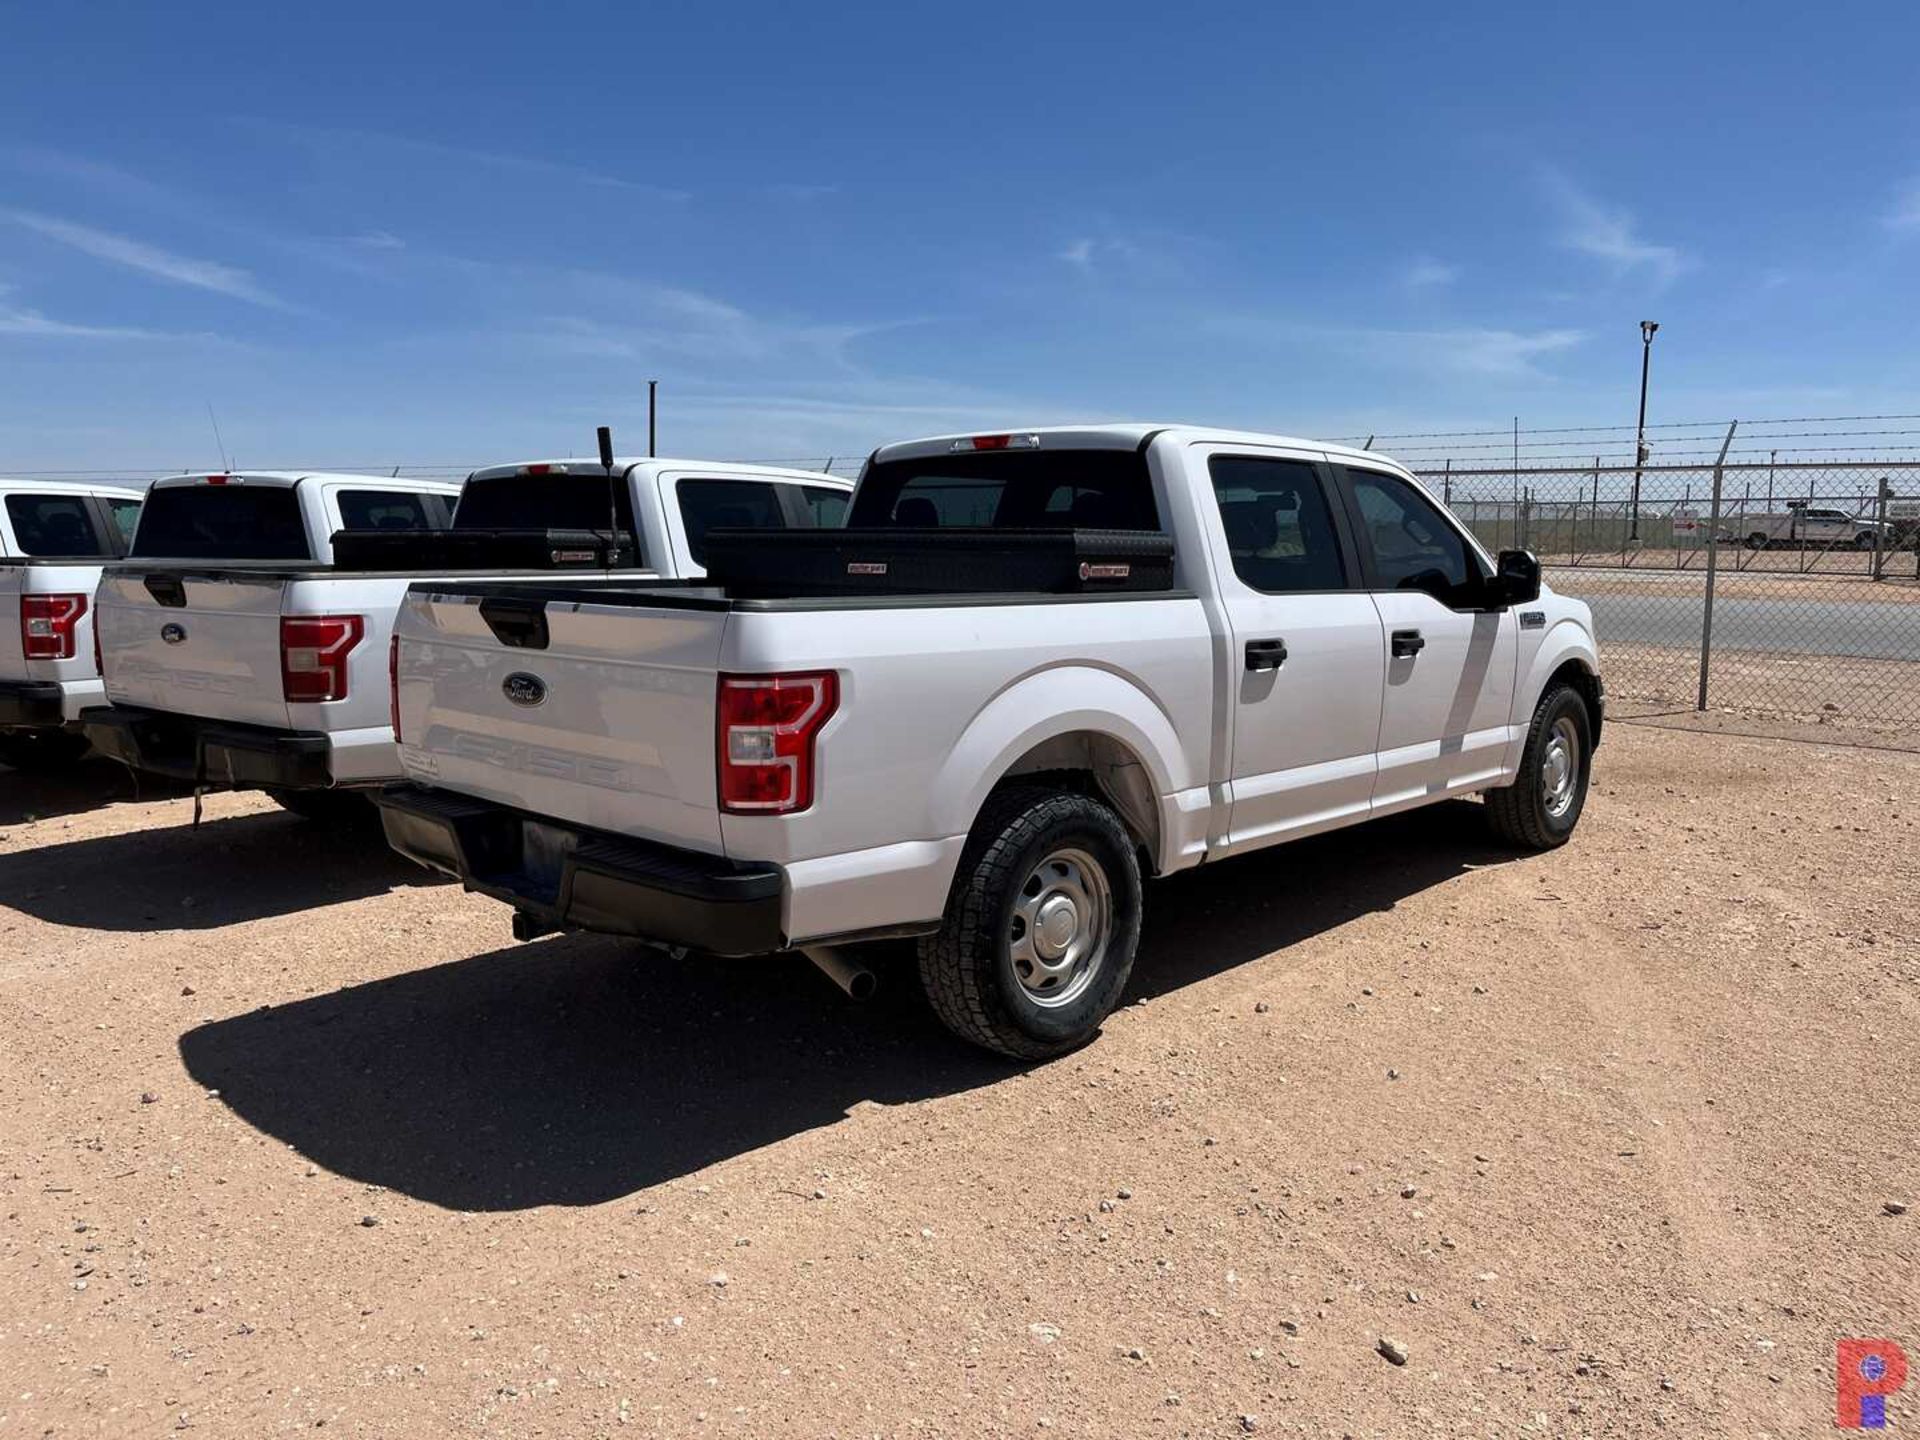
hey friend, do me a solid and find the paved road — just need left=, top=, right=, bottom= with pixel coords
left=1564, top=588, right=1920, bottom=661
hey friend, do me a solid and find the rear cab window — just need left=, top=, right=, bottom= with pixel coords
left=453, top=473, right=640, bottom=559
left=802, top=486, right=850, bottom=527
left=129, top=483, right=312, bottom=561
left=848, top=450, right=1159, bottom=529
left=4, top=493, right=113, bottom=557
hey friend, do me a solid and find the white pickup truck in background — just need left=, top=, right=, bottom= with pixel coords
left=83, top=460, right=851, bottom=818
left=0, top=478, right=145, bottom=770
left=377, top=425, right=1604, bottom=1057
left=1736, top=504, right=1892, bottom=550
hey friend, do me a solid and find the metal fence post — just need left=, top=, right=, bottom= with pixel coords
left=1697, top=421, right=1738, bottom=712
left=1873, top=476, right=1890, bottom=582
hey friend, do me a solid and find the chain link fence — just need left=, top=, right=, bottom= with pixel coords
left=1415, top=457, right=1920, bottom=743
left=14, top=422, right=1920, bottom=744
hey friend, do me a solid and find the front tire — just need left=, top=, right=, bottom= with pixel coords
left=1855, top=531, right=1878, bottom=551
left=1746, top=532, right=1769, bottom=550
left=918, top=786, right=1142, bottom=1060
left=1485, top=684, right=1592, bottom=850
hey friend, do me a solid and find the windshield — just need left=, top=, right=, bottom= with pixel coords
left=129, top=484, right=310, bottom=561
left=847, top=449, right=1158, bottom=530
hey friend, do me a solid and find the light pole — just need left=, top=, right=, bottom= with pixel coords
left=1628, top=320, right=1658, bottom=542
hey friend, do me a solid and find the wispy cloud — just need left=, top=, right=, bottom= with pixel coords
left=1885, top=180, right=1920, bottom=231
left=1402, top=256, right=1459, bottom=288
left=5, top=211, right=283, bottom=306
left=0, top=285, right=173, bottom=340
left=1330, top=324, right=1587, bottom=379
left=262, top=122, right=689, bottom=202
left=1541, top=169, right=1688, bottom=284
left=1059, top=237, right=1096, bottom=268
left=346, top=229, right=405, bottom=250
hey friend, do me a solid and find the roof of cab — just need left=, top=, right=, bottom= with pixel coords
left=147, top=471, right=460, bottom=492
left=0, top=477, right=147, bottom=497
left=870, top=424, right=1405, bottom=471
left=466, top=457, right=852, bottom=487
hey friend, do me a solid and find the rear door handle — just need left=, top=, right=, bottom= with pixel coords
left=1390, top=629, right=1426, bottom=659
left=1244, top=638, right=1287, bottom=672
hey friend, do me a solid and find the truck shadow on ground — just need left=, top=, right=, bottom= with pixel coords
left=0, top=758, right=182, bottom=827
left=178, top=800, right=1514, bottom=1210
left=0, top=807, right=440, bottom=929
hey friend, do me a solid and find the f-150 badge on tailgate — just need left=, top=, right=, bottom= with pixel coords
left=502, top=673, right=548, bottom=707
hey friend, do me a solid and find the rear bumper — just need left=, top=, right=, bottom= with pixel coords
left=374, top=784, right=785, bottom=957
left=0, top=680, right=67, bottom=730
left=79, top=704, right=334, bottom=789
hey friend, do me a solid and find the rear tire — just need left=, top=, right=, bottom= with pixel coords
left=917, top=785, right=1142, bottom=1060
left=0, top=730, right=91, bottom=771
left=266, top=788, right=375, bottom=825
left=1855, top=531, right=1878, bottom=551
left=1745, top=532, right=1769, bottom=550
left=1485, top=684, right=1592, bottom=851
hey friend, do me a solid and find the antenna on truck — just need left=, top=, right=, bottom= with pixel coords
left=598, top=425, right=617, bottom=567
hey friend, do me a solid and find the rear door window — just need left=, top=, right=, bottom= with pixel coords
left=5, top=494, right=111, bottom=557
left=849, top=449, right=1159, bottom=529
left=129, top=484, right=311, bottom=560
left=676, top=479, right=788, bottom=564
left=105, top=496, right=143, bottom=549
left=802, top=486, right=850, bottom=527
left=336, top=489, right=440, bottom=532
left=1208, top=457, right=1348, bottom=593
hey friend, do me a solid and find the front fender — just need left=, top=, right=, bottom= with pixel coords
left=1506, top=618, right=1601, bottom=771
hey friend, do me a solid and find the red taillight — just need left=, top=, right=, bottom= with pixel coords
left=716, top=671, right=838, bottom=815
left=281, top=615, right=365, bottom=703
left=971, top=433, right=1012, bottom=450
left=205, top=474, right=230, bottom=485
left=21, top=593, right=87, bottom=660
left=388, top=634, right=402, bottom=742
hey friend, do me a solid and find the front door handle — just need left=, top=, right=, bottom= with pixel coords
left=1244, top=638, right=1287, bottom=672
left=1391, top=629, right=1426, bottom=659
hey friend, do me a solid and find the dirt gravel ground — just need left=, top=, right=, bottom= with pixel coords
left=2, top=725, right=1916, bottom=1439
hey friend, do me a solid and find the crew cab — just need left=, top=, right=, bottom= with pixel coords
left=0, top=479, right=144, bottom=769
left=82, top=461, right=851, bottom=817
left=376, top=426, right=1603, bottom=1057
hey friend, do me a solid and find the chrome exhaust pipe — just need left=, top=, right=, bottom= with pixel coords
left=804, top=945, right=876, bottom=1002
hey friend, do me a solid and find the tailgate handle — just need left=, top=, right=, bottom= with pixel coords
left=478, top=596, right=550, bottom=650
left=144, top=573, right=188, bottom=608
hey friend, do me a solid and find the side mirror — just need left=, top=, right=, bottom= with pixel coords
left=1491, top=549, right=1541, bottom=608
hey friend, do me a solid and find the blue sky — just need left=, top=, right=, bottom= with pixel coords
left=3, top=0, right=1918, bottom=473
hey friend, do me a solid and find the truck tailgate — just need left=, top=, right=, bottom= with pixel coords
left=395, top=589, right=728, bottom=854
left=97, top=570, right=293, bottom=729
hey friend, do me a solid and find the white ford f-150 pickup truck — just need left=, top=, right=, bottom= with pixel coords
left=83, top=461, right=851, bottom=817
left=0, top=478, right=145, bottom=770
left=376, top=425, right=1603, bottom=1057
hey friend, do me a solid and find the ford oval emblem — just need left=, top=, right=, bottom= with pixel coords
left=503, top=672, right=547, bottom=707
left=160, top=623, right=187, bottom=645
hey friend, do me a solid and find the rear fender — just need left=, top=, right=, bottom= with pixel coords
left=932, top=664, right=1192, bottom=871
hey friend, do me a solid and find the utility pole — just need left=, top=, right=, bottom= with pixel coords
left=1628, top=320, right=1659, bottom=542
left=648, top=379, right=658, bottom=458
